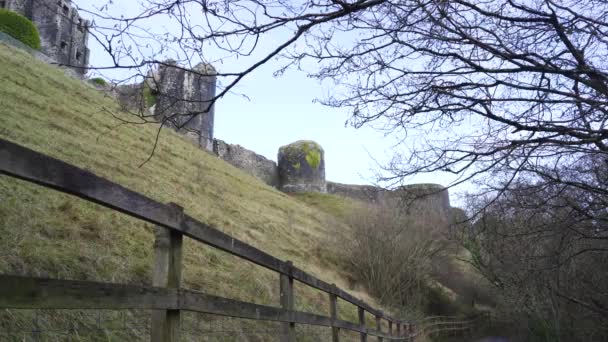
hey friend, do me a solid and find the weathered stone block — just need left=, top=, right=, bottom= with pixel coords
left=278, top=140, right=326, bottom=193
left=154, top=62, right=216, bottom=151
left=213, top=139, right=279, bottom=187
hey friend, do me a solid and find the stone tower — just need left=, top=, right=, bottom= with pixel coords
left=278, top=140, right=326, bottom=193
left=2, top=0, right=90, bottom=76
left=152, top=62, right=217, bottom=151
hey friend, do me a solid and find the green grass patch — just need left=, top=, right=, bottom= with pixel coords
left=293, top=192, right=363, bottom=221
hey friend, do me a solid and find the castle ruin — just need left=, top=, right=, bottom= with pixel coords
left=114, top=60, right=456, bottom=223
left=2, top=0, right=89, bottom=76
left=0, top=0, right=462, bottom=229
left=1, top=0, right=459, bottom=223
left=149, top=62, right=217, bottom=151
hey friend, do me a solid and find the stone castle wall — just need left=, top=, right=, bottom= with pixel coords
left=208, top=138, right=453, bottom=225
left=326, top=182, right=452, bottom=224
left=151, top=62, right=217, bottom=151
left=108, top=59, right=456, bottom=222
left=383, top=184, right=452, bottom=224
left=326, top=182, right=386, bottom=203
left=4, top=0, right=457, bottom=223
left=115, top=62, right=217, bottom=151
left=213, top=139, right=279, bottom=187
left=4, top=0, right=89, bottom=76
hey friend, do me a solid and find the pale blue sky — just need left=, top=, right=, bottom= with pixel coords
left=76, top=0, right=469, bottom=205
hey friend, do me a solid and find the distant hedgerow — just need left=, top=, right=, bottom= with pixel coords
left=90, top=77, right=107, bottom=86
left=0, top=9, right=41, bottom=50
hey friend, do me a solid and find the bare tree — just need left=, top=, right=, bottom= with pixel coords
left=462, top=182, right=608, bottom=341
left=77, top=0, right=608, bottom=330
left=80, top=0, right=608, bottom=208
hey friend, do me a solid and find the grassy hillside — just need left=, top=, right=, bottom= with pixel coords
left=0, top=43, right=388, bottom=340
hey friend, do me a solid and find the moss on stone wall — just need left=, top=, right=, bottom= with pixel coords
left=305, top=149, right=321, bottom=169
left=400, top=183, right=445, bottom=196
left=279, top=140, right=323, bottom=169
left=142, top=82, right=157, bottom=108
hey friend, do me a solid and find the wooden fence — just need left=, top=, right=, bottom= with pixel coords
left=0, top=138, right=482, bottom=341
left=417, top=315, right=488, bottom=339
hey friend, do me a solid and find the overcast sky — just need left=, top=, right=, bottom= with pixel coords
left=76, top=0, right=471, bottom=206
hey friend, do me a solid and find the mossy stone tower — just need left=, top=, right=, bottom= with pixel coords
left=278, top=140, right=326, bottom=193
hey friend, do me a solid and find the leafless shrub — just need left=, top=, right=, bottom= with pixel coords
left=339, top=198, right=447, bottom=314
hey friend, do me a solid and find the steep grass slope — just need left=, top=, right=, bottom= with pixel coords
left=0, top=43, right=387, bottom=340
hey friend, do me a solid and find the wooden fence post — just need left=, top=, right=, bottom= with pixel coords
left=151, top=203, right=184, bottom=342
left=409, top=323, right=414, bottom=342
left=376, top=315, right=382, bottom=342
left=389, top=321, right=392, bottom=336
left=468, top=318, right=474, bottom=336
left=329, top=285, right=339, bottom=342
left=280, top=261, right=295, bottom=342
left=358, top=307, right=367, bottom=342
left=488, top=311, right=493, bottom=330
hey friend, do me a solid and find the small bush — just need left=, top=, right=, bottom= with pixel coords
left=90, top=77, right=107, bottom=86
left=338, top=199, right=448, bottom=312
left=142, top=83, right=157, bottom=107
left=0, top=9, right=41, bottom=50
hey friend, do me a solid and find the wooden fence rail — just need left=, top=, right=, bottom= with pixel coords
left=0, top=138, right=420, bottom=341
left=413, top=315, right=489, bottom=339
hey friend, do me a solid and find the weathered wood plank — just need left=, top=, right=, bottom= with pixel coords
left=151, top=203, right=184, bottom=342
left=181, top=215, right=289, bottom=274
left=290, top=266, right=383, bottom=318
left=0, top=275, right=405, bottom=339
left=358, top=307, right=367, bottom=342
left=0, top=275, right=178, bottom=309
left=376, top=315, right=383, bottom=342
left=280, top=261, right=295, bottom=342
left=181, top=289, right=377, bottom=336
left=0, top=139, right=179, bottom=229
left=329, top=288, right=339, bottom=342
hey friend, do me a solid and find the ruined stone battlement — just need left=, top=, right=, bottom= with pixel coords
left=213, top=138, right=279, bottom=187
left=150, top=62, right=217, bottom=151
left=115, top=62, right=217, bottom=151
left=3, top=0, right=89, bottom=76
left=70, top=40, right=454, bottom=220
left=209, top=137, right=453, bottom=223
